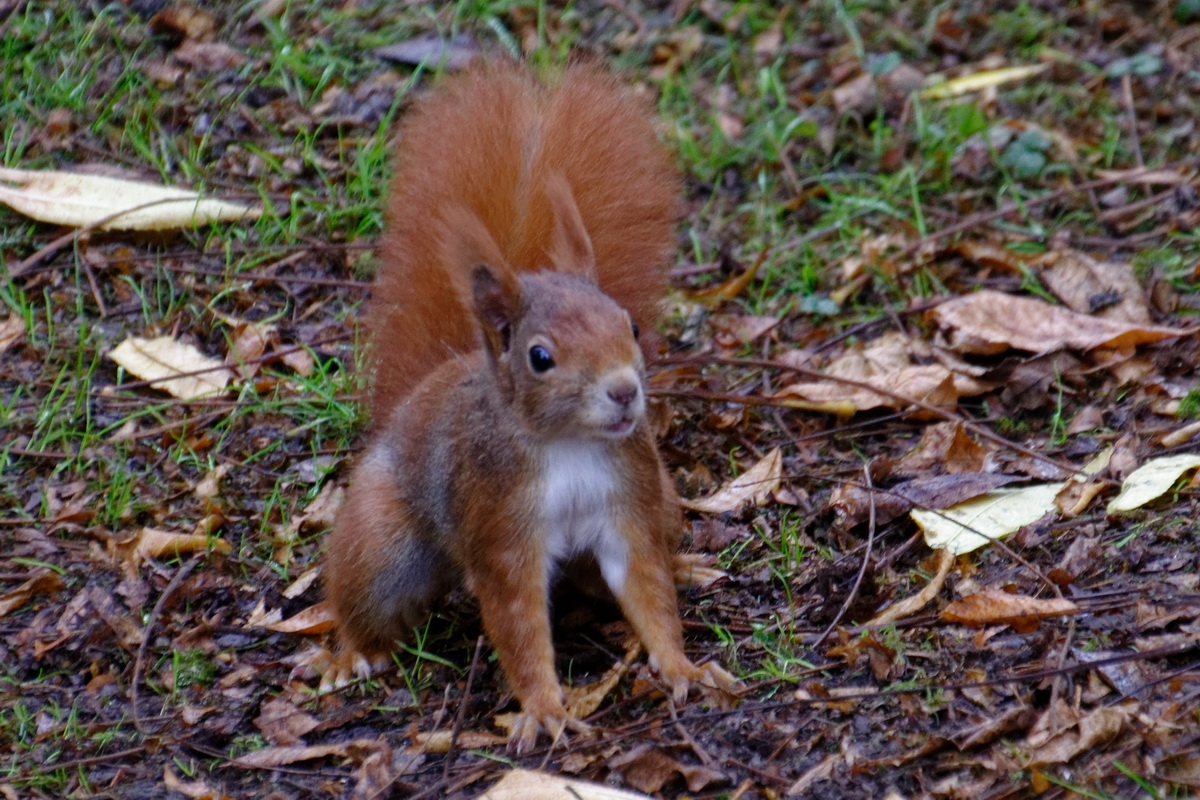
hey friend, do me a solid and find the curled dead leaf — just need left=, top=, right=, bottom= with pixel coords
left=681, top=448, right=782, bottom=514
left=942, top=590, right=1079, bottom=632
left=264, top=600, right=337, bottom=635
left=134, top=527, right=231, bottom=562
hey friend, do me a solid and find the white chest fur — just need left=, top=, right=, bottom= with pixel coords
left=540, top=440, right=628, bottom=592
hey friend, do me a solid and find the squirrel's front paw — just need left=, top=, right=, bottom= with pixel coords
left=505, top=697, right=593, bottom=755
left=297, top=645, right=391, bottom=693
left=662, top=660, right=740, bottom=708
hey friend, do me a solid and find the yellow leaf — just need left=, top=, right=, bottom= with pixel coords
left=0, top=166, right=261, bottom=231
left=1107, top=453, right=1200, bottom=512
left=913, top=483, right=1064, bottom=554
left=108, top=335, right=232, bottom=399
left=921, top=63, right=1049, bottom=99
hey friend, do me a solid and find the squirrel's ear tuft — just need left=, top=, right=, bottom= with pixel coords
left=546, top=173, right=596, bottom=281
left=471, top=264, right=521, bottom=355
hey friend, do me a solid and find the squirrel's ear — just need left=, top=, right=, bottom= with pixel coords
left=546, top=173, right=596, bottom=280
left=471, top=264, right=522, bottom=356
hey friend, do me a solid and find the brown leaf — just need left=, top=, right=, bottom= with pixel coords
left=173, top=40, right=247, bottom=71
left=894, top=422, right=990, bottom=475
left=231, top=739, right=382, bottom=769
left=929, top=290, right=1186, bottom=355
left=681, top=448, right=781, bottom=514
left=374, top=34, right=481, bottom=70
left=1035, top=249, right=1151, bottom=323
left=133, top=527, right=231, bottom=563
left=149, top=4, right=216, bottom=41
left=163, top=766, right=232, bottom=800
left=0, top=569, right=64, bottom=619
left=0, top=315, right=25, bottom=356
left=609, top=745, right=725, bottom=794
left=254, top=697, right=320, bottom=745
left=265, top=600, right=337, bottom=635
left=942, top=590, right=1078, bottom=632
left=1022, top=703, right=1130, bottom=767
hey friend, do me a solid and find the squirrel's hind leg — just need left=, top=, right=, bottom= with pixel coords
left=323, top=445, right=454, bottom=688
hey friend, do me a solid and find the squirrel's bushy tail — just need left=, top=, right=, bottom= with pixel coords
left=367, top=62, right=679, bottom=421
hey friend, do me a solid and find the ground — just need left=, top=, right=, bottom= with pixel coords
left=2, top=1, right=1199, bottom=798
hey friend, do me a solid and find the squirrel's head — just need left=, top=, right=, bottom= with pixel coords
left=471, top=265, right=646, bottom=441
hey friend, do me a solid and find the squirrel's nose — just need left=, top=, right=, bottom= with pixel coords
left=607, top=381, right=640, bottom=408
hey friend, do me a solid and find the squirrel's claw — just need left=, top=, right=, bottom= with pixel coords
left=662, top=659, right=740, bottom=709
left=506, top=707, right=593, bottom=755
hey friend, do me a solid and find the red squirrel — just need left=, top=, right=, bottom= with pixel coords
left=323, top=62, right=735, bottom=753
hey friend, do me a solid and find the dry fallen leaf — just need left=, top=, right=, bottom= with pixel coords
left=134, top=527, right=231, bottom=562
left=254, top=697, right=321, bottom=745
left=929, top=290, right=1185, bottom=355
left=1035, top=250, right=1151, bottom=324
left=231, top=741, right=373, bottom=769
left=1021, top=703, right=1130, bottom=767
left=0, top=316, right=25, bottom=356
left=942, top=590, right=1079, bottom=632
left=480, top=769, right=651, bottom=800
left=0, top=569, right=64, bottom=619
left=264, top=600, right=337, bottom=635
left=912, top=482, right=1064, bottom=555
left=681, top=447, right=782, bottom=514
left=774, top=333, right=992, bottom=415
left=415, top=730, right=507, bottom=753
left=1107, top=453, right=1200, bottom=512
left=163, top=766, right=232, bottom=800
left=108, top=335, right=233, bottom=400
left=0, top=166, right=261, bottom=231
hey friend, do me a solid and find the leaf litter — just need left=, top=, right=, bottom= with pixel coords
left=4, top=3, right=1200, bottom=800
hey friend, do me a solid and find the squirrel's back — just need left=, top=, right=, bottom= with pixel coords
left=367, top=62, right=679, bottom=420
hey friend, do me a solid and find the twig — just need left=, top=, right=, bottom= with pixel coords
left=902, top=160, right=1196, bottom=255
left=664, top=354, right=1084, bottom=476
left=130, top=555, right=202, bottom=735
left=443, top=635, right=485, bottom=781
left=810, top=462, right=877, bottom=649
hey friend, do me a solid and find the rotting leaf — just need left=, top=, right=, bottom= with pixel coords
left=0, top=166, right=261, bottom=230
left=1022, top=703, right=1130, bottom=767
left=0, top=316, right=24, bottom=356
left=0, top=569, right=64, bottom=619
left=254, top=697, right=321, bottom=746
left=1035, top=250, right=1151, bottom=323
left=942, top=590, right=1079, bottom=632
left=929, top=290, right=1186, bottom=355
left=681, top=447, right=782, bottom=514
left=107, top=335, right=233, bottom=400
left=1107, top=453, right=1200, bottom=512
left=912, top=482, right=1063, bottom=555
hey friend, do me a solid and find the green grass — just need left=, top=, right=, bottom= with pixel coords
left=4, top=1, right=1200, bottom=796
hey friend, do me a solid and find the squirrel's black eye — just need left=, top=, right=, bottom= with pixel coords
left=528, top=345, right=555, bottom=373
left=631, top=322, right=640, bottom=340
